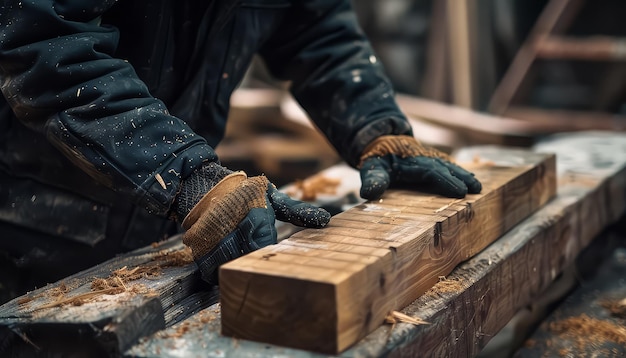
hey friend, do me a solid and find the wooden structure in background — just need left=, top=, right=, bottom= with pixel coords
left=488, top=0, right=626, bottom=129
left=219, top=150, right=557, bottom=353
left=395, top=94, right=577, bottom=147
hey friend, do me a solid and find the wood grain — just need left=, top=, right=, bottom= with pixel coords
left=0, top=238, right=217, bottom=356
left=123, top=133, right=626, bottom=358
left=220, top=150, right=557, bottom=353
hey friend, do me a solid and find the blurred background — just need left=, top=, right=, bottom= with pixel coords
left=218, top=0, right=626, bottom=187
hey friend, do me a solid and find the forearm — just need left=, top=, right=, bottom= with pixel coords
left=0, top=0, right=215, bottom=215
left=259, top=0, right=412, bottom=167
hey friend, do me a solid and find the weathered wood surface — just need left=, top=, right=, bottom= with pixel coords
left=219, top=149, right=557, bottom=353
left=515, top=245, right=626, bottom=357
left=0, top=237, right=219, bottom=356
left=124, top=132, right=626, bottom=358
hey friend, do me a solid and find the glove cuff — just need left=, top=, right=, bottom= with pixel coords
left=173, top=162, right=234, bottom=221
left=358, top=135, right=450, bottom=167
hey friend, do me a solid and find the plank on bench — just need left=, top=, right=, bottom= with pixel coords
left=125, top=132, right=626, bottom=358
left=219, top=148, right=557, bottom=353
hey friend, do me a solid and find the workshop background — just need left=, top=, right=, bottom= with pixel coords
left=222, top=0, right=626, bottom=187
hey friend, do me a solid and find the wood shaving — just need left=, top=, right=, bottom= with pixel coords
left=155, top=173, right=167, bottom=190
left=385, top=311, right=429, bottom=326
left=287, top=175, right=341, bottom=201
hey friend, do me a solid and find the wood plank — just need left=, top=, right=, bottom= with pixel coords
left=535, top=36, right=626, bottom=61
left=395, top=95, right=571, bottom=147
left=345, top=132, right=626, bottom=357
left=503, top=106, right=626, bottom=131
left=0, top=237, right=217, bottom=356
left=219, top=149, right=557, bottom=353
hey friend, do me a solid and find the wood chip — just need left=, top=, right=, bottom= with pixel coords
left=385, top=311, right=430, bottom=326
left=155, top=173, right=167, bottom=190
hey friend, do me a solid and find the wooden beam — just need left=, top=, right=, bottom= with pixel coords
left=356, top=134, right=626, bottom=356
left=488, top=0, right=585, bottom=114
left=535, top=36, right=626, bottom=61
left=395, top=94, right=581, bottom=147
left=219, top=149, right=557, bottom=353
left=446, top=0, right=477, bottom=108
left=0, top=238, right=217, bottom=356
left=122, top=134, right=626, bottom=358
left=421, top=0, right=450, bottom=102
left=503, top=106, right=626, bottom=131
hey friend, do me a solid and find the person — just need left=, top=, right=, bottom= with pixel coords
left=0, top=0, right=481, bottom=302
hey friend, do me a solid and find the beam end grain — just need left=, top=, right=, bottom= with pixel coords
left=220, top=149, right=557, bottom=353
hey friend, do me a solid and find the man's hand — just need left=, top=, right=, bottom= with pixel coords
left=359, top=135, right=482, bottom=200
left=174, top=163, right=330, bottom=284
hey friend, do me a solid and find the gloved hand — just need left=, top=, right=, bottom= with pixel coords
left=173, top=162, right=331, bottom=284
left=358, top=135, right=482, bottom=200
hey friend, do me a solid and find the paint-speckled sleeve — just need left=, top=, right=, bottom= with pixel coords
left=0, top=0, right=216, bottom=216
left=259, top=0, right=413, bottom=168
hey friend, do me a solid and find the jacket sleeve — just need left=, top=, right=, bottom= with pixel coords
left=258, top=0, right=413, bottom=168
left=0, top=0, right=216, bottom=216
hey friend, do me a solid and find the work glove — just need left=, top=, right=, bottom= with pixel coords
left=173, top=162, right=331, bottom=284
left=358, top=135, right=482, bottom=200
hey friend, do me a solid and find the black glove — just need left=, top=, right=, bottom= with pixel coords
left=173, top=162, right=331, bottom=284
left=358, top=135, right=482, bottom=200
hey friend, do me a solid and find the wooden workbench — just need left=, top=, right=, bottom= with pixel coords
left=1, top=132, right=626, bottom=357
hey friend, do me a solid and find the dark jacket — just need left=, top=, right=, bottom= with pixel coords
left=0, top=0, right=411, bottom=251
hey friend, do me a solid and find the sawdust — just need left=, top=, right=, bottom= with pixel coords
left=548, top=314, right=626, bottom=351
left=17, top=296, right=34, bottom=306
left=155, top=308, right=219, bottom=339
left=287, top=174, right=341, bottom=201
left=424, top=276, right=465, bottom=298
left=48, top=281, right=71, bottom=298
left=86, top=246, right=194, bottom=296
left=17, top=293, right=44, bottom=307
left=151, top=246, right=194, bottom=267
left=33, top=247, right=192, bottom=310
